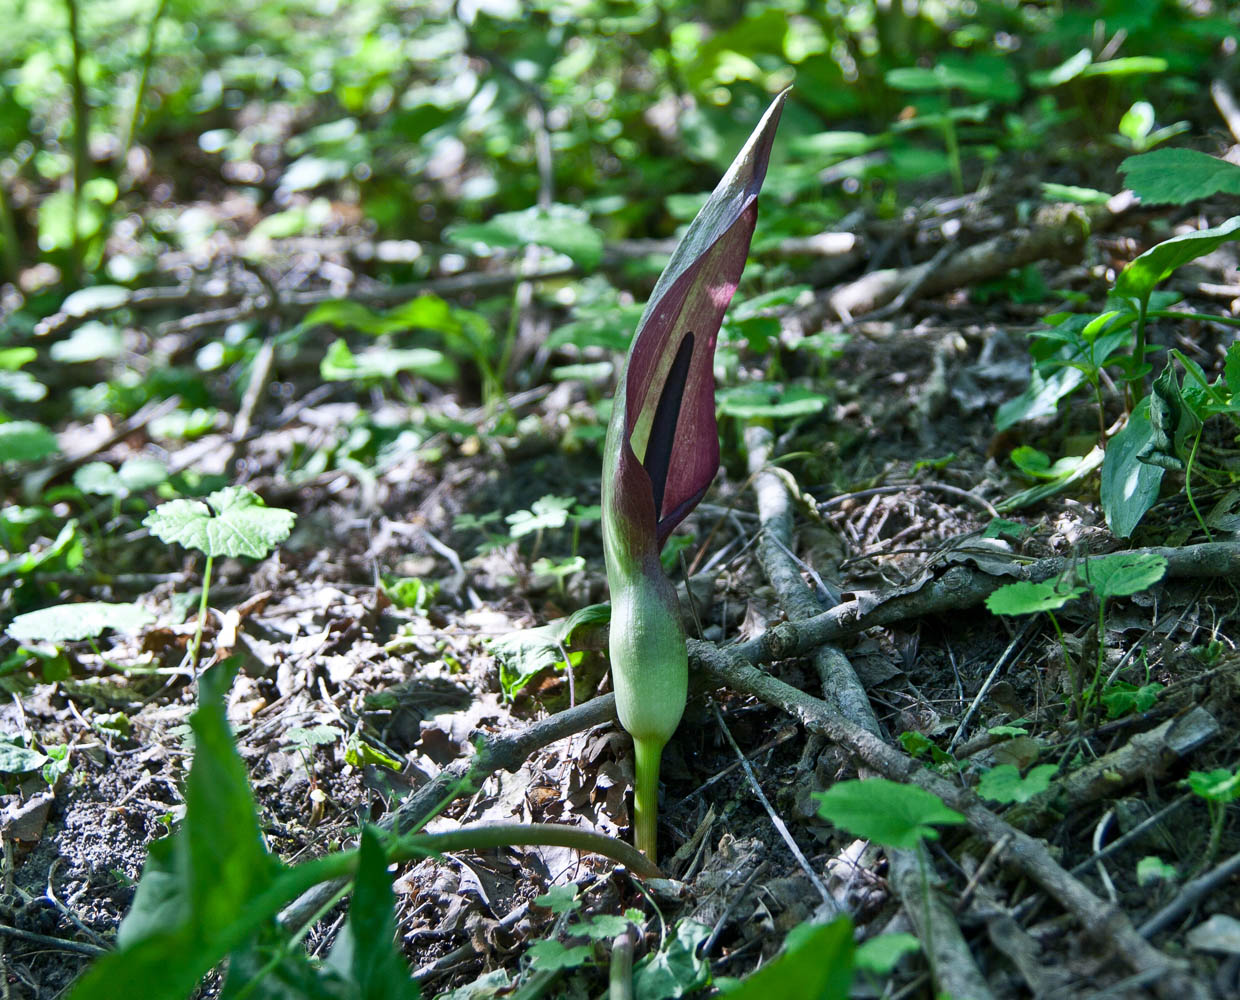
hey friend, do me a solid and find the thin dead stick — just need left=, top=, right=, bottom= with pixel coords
left=687, top=642, right=1208, bottom=1000
left=1138, top=849, right=1240, bottom=939
left=709, top=702, right=835, bottom=910
left=733, top=539, right=1240, bottom=668
left=279, top=694, right=618, bottom=931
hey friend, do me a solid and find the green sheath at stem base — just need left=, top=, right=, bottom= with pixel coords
left=633, top=737, right=664, bottom=861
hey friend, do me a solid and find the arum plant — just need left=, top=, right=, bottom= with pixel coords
left=603, top=90, right=787, bottom=861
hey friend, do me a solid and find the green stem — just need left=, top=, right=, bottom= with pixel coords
left=1046, top=610, right=1081, bottom=721
left=0, top=171, right=19, bottom=284
left=1184, top=429, right=1212, bottom=542
left=189, top=554, right=213, bottom=674
left=118, top=0, right=169, bottom=175
left=1131, top=295, right=1150, bottom=403
left=632, top=737, right=663, bottom=862
left=63, top=0, right=88, bottom=284
left=942, top=103, right=963, bottom=196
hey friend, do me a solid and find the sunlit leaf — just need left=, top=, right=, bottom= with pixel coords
left=813, top=779, right=965, bottom=848
left=143, top=487, right=296, bottom=559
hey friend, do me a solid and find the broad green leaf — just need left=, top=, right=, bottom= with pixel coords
left=1120, top=148, right=1240, bottom=205
left=1009, top=446, right=1086, bottom=481
left=812, top=778, right=965, bottom=848
left=719, top=917, right=853, bottom=1000
left=534, top=884, right=580, bottom=915
left=143, top=487, right=296, bottom=559
left=1101, top=399, right=1164, bottom=538
left=447, top=204, right=605, bottom=271
left=633, top=919, right=711, bottom=999
left=6, top=602, right=155, bottom=643
left=976, top=764, right=1057, bottom=804
left=1114, top=216, right=1240, bottom=305
left=0, top=421, right=59, bottom=463
left=994, top=366, right=1084, bottom=430
left=323, top=827, right=418, bottom=999
left=345, top=734, right=402, bottom=771
left=283, top=724, right=343, bottom=752
left=567, top=913, right=633, bottom=941
left=1187, top=768, right=1240, bottom=804
left=320, top=339, right=457, bottom=383
left=0, top=741, right=48, bottom=773
left=1082, top=552, right=1167, bottom=599
left=854, top=932, right=920, bottom=976
left=885, top=64, right=994, bottom=95
left=49, top=322, right=125, bottom=363
left=716, top=385, right=829, bottom=420
left=1101, top=681, right=1163, bottom=718
left=527, top=940, right=593, bottom=972
left=74, top=458, right=168, bottom=499
left=490, top=603, right=610, bottom=696
left=996, top=447, right=1104, bottom=512
left=985, top=579, right=1086, bottom=615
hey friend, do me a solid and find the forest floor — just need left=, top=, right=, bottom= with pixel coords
left=5, top=152, right=1240, bottom=1000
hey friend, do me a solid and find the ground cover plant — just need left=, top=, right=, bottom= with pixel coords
left=4, top=0, right=1240, bottom=997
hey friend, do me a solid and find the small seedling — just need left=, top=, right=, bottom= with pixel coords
left=976, top=763, right=1058, bottom=805
left=986, top=551, right=1167, bottom=723
left=813, top=778, right=966, bottom=849
left=143, top=486, right=296, bottom=674
left=1185, top=767, right=1240, bottom=876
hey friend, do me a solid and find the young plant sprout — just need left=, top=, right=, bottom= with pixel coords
left=602, top=91, right=787, bottom=861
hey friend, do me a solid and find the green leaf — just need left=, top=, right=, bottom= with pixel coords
left=50, top=322, right=125, bottom=363
left=1101, top=681, right=1163, bottom=719
left=534, top=884, right=580, bottom=915
left=1137, top=358, right=1201, bottom=471
left=6, top=602, right=156, bottom=643
left=447, top=204, right=605, bottom=270
left=1079, top=56, right=1167, bottom=78
left=715, top=385, right=829, bottom=420
left=73, top=660, right=281, bottom=1000
left=1101, top=399, right=1165, bottom=538
left=854, top=932, right=920, bottom=976
left=1114, top=216, right=1240, bottom=306
left=283, top=725, right=343, bottom=752
left=1029, top=48, right=1092, bottom=87
left=985, top=579, right=1087, bottom=616
left=1187, top=768, right=1240, bottom=804
left=1136, top=855, right=1178, bottom=886
left=490, top=604, right=610, bottom=697
left=567, top=913, right=633, bottom=941
left=1120, top=149, right=1240, bottom=205
left=74, top=458, right=169, bottom=499
left=0, top=741, right=48, bottom=773
left=527, top=940, right=593, bottom=972
left=143, top=487, right=296, bottom=559
left=812, top=779, right=965, bottom=848
left=0, top=421, right=59, bottom=463
left=320, top=339, right=457, bottom=383
left=1082, top=551, right=1167, bottom=599
left=976, top=764, right=1057, bottom=804
left=345, top=734, right=403, bottom=771
left=719, top=917, right=854, bottom=1000
left=505, top=495, right=574, bottom=538
left=632, top=919, right=711, bottom=999
left=323, top=827, right=418, bottom=999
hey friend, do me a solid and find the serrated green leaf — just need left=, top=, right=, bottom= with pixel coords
left=1101, top=399, right=1164, bottom=538
left=0, top=421, right=59, bottom=463
left=812, top=779, right=965, bottom=848
left=1120, top=149, right=1240, bottom=205
left=977, top=763, right=1057, bottom=804
left=527, top=939, right=593, bottom=972
left=1114, top=216, right=1240, bottom=306
left=6, top=602, right=156, bottom=643
left=1082, top=551, right=1167, bottom=598
left=143, top=487, right=295, bottom=559
left=567, top=913, right=632, bottom=941
left=720, top=917, right=853, bottom=1000
left=985, top=579, right=1086, bottom=616
left=534, top=884, right=579, bottom=915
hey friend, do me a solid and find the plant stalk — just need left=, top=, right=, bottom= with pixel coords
left=63, top=0, right=88, bottom=284
left=632, top=737, right=663, bottom=861
left=189, top=554, right=213, bottom=674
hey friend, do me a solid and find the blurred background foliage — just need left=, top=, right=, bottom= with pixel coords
left=1, top=0, right=1237, bottom=404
